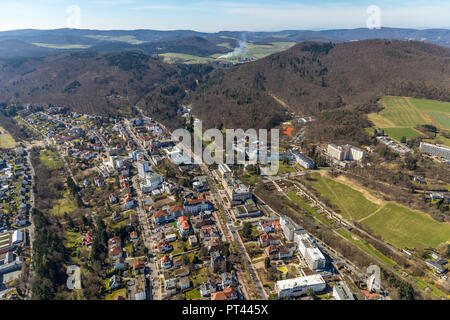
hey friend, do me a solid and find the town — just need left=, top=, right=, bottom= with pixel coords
left=0, top=99, right=448, bottom=302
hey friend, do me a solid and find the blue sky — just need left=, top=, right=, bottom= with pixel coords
left=0, top=0, right=449, bottom=31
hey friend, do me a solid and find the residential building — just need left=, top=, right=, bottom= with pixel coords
left=275, top=274, right=326, bottom=299
left=327, top=144, right=366, bottom=161
left=211, top=286, right=239, bottom=300
left=295, top=232, right=326, bottom=270
left=199, top=280, right=217, bottom=297
left=184, top=198, right=213, bottom=215
left=420, top=142, right=450, bottom=160
left=333, top=283, right=354, bottom=300
left=294, top=152, right=314, bottom=169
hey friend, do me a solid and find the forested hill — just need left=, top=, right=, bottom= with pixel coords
left=188, top=40, right=450, bottom=129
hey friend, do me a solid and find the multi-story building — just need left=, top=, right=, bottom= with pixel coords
left=275, top=274, right=326, bottom=299
left=295, top=232, right=326, bottom=270
left=333, top=283, right=355, bottom=300
left=327, top=144, right=366, bottom=161
left=420, top=142, right=450, bottom=160
left=280, top=216, right=297, bottom=241
left=137, top=160, right=151, bottom=178
left=223, top=176, right=253, bottom=202
left=140, top=172, right=164, bottom=193
left=293, top=152, right=314, bottom=169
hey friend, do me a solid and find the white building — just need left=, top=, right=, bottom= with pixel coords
left=420, top=142, right=450, bottom=160
left=275, top=274, right=326, bottom=299
left=140, top=172, right=164, bottom=193
left=327, top=144, right=366, bottom=161
left=294, top=152, right=314, bottom=169
left=295, top=232, right=326, bottom=270
left=280, top=216, right=296, bottom=241
left=137, top=161, right=151, bottom=179
left=12, top=230, right=23, bottom=244
left=333, top=283, right=354, bottom=300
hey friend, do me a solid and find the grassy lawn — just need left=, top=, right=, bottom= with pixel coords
left=64, top=231, right=81, bottom=249
left=336, top=228, right=396, bottom=266
left=39, top=150, right=64, bottom=169
left=304, top=173, right=379, bottom=221
left=382, top=127, right=422, bottom=141
left=369, top=96, right=450, bottom=145
left=408, top=276, right=447, bottom=299
left=0, top=126, right=17, bottom=149
left=50, top=193, right=78, bottom=216
left=104, top=288, right=127, bottom=300
left=185, top=289, right=201, bottom=300
left=361, top=203, right=450, bottom=249
left=277, top=161, right=296, bottom=175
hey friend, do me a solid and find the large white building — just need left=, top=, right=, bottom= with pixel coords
left=275, top=274, right=326, bottom=299
left=137, top=161, right=151, bottom=179
left=280, top=217, right=296, bottom=241
left=420, top=142, right=450, bottom=160
left=333, top=283, right=354, bottom=300
left=295, top=232, right=326, bottom=270
left=140, top=172, right=164, bottom=193
left=293, top=152, right=314, bottom=169
left=327, top=144, right=366, bottom=161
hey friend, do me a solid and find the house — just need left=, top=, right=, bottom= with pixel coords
left=165, top=277, right=178, bottom=296
left=108, top=275, right=121, bottom=290
left=108, top=236, right=121, bottom=248
left=188, top=235, right=198, bottom=247
left=161, top=255, right=172, bottom=269
left=211, top=286, right=238, bottom=300
left=199, top=280, right=217, bottom=297
left=173, top=258, right=182, bottom=268
left=134, top=260, right=146, bottom=274
left=130, top=231, right=138, bottom=241
left=82, top=230, right=93, bottom=246
left=157, top=240, right=173, bottom=253
left=165, top=233, right=177, bottom=242
left=178, top=216, right=191, bottom=236
left=200, top=225, right=220, bottom=241
left=184, top=198, right=213, bottom=215
left=179, top=277, right=191, bottom=290
left=259, top=220, right=274, bottom=233
left=109, top=246, right=123, bottom=260
left=265, top=246, right=279, bottom=260
left=220, top=272, right=234, bottom=288
left=208, top=238, right=220, bottom=252
left=259, top=232, right=282, bottom=248
left=109, top=194, right=118, bottom=204
left=153, top=210, right=173, bottom=225
left=169, top=205, right=184, bottom=218
left=122, top=194, right=135, bottom=210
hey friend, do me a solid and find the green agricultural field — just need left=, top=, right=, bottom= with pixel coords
left=369, top=96, right=450, bottom=145
left=382, top=127, right=422, bottom=141
left=303, top=173, right=450, bottom=250
left=39, top=150, right=65, bottom=169
left=361, top=203, right=450, bottom=249
left=0, top=127, right=17, bottom=149
left=304, top=173, right=379, bottom=221
left=160, top=53, right=215, bottom=64
left=32, top=42, right=91, bottom=49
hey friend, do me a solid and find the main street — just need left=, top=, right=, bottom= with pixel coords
left=131, top=108, right=267, bottom=300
